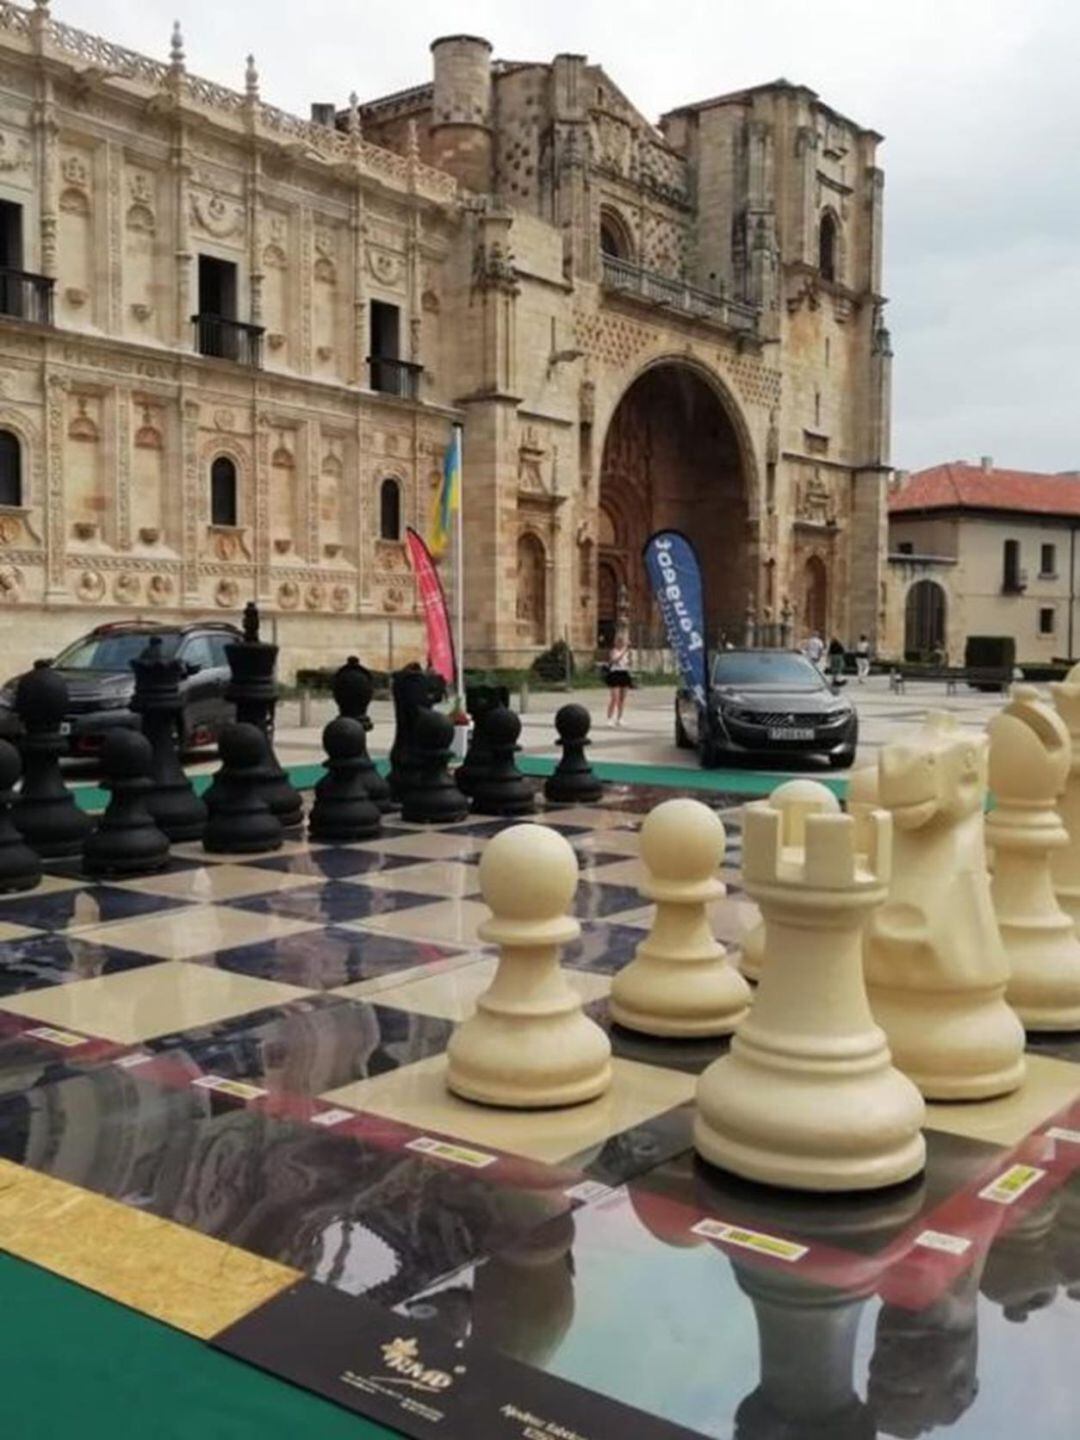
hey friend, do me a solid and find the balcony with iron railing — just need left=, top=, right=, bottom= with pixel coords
left=192, top=314, right=264, bottom=367
left=601, top=254, right=758, bottom=335
left=0, top=267, right=54, bottom=325
left=368, top=355, right=423, bottom=401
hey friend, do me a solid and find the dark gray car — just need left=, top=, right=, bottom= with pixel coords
left=0, top=620, right=241, bottom=755
left=675, top=648, right=858, bottom=769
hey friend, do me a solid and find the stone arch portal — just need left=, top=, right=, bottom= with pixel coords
left=905, top=578, right=947, bottom=660
left=598, top=362, right=752, bottom=646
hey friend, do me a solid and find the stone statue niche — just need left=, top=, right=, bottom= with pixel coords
left=863, top=713, right=1025, bottom=1101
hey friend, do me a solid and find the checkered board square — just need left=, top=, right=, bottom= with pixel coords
left=2, top=786, right=1080, bottom=1440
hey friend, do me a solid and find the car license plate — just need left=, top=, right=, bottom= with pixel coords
left=58, top=721, right=71, bottom=736
left=768, top=727, right=814, bottom=741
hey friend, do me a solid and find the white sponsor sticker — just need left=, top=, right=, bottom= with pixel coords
left=915, top=1229, right=972, bottom=1256
left=406, top=1135, right=496, bottom=1169
left=563, top=1180, right=612, bottom=1204
left=311, top=1107, right=355, bottom=1128
left=25, top=1026, right=86, bottom=1048
left=114, top=1052, right=153, bottom=1070
left=1046, top=1126, right=1080, bottom=1145
left=978, top=1164, right=1046, bottom=1206
left=692, top=1218, right=808, bottom=1262
left=191, top=1074, right=266, bottom=1101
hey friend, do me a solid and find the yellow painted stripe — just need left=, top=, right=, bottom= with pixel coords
left=0, top=1158, right=299, bottom=1339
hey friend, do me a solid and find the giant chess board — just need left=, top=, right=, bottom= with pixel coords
left=2, top=783, right=1079, bottom=1439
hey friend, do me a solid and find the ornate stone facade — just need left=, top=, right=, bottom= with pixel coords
left=0, top=8, right=891, bottom=676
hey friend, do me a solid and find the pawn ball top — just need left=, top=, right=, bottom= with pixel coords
left=485, top=704, right=521, bottom=744
left=415, top=707, right=453, bottom=746
left=769, top=778, right=841, bottom=813
left=16, top=660, right=68, bottom=724
left=323, top=715, right=364, bottom=760
left=555, top=703, right=591, bottom=742
left=640, top=797, right=725, bottom=883
left=479, top=822, right=578, bottom=922
left=101, top=727, right=153, bottom=779
left=219, top=721, right=266, bottom=769
left=0, top=735, right=20, bottom=791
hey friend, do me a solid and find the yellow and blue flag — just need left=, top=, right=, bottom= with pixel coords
left=429, top=426, right=461, bottom=559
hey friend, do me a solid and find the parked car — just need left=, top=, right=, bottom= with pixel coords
left=0, top=620, right=241, bottom=755
left=675, top=648, right=858, bottom=769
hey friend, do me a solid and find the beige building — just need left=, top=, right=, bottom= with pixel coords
left=886, top=460, right=1080, bottom=664
left=0, top=6, right=892, bottom=679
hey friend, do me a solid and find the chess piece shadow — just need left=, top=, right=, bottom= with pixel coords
left=333, top=656, right=394, bottom=813
left=309, top=716, right=382, bottom=842
left=131, top=634, right=207, bottom=842
left=204, top=722, right=283, bottom=854
left=0, top=737, right=41, bottom=892
left=83, top=729, right=171, bottom=878
left=544, top=703, right=603, bottom=805
left=12, top=660, right=92, bottom=858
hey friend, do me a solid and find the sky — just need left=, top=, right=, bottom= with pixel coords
left=54, top=0, right=1080, bottom=474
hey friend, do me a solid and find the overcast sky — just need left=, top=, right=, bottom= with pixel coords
left=56, top=0, right=1079, bottom=473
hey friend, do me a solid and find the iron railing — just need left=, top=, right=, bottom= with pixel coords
left=368, top=355, right=423, bottom=401
left=601, top=255, right=758, bottom=334
left=192, top=314, right=264, bottom=367
left=0, top=267, right=54, bottom=324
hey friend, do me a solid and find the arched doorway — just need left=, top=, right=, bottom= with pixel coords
left=803, top=555, right=828, bottom=636
left=598, top=362, right=751, bottom=646
left=905, top=579, right=947, bottom=660
left=516, top=532, right=547, bottom=646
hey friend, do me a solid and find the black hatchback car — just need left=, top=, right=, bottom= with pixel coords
left=0, top=620, right=241, bottom=755
left=675, top=648, right=858, bottom=769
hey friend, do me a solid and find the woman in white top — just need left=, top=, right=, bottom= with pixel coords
left=605, top=631, right=634, bottom=727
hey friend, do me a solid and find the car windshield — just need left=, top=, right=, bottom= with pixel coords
left=711, top=652, right=826, bottom=690
left=53, top=632, right=179, bottom=671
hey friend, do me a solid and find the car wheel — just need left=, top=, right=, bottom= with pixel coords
left=674, top=705, right=693, bottom=750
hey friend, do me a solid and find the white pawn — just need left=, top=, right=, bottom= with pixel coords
left=695, top=784, right=925, bottom=1192
left=738, top=779, right=841, bottom=983
left=987, top=685, right=1080, bottom=1030
left=863, top=712, right=1025, bottom=1100
left=610, top=798, right=751, bottom=1036
left=1051, top=662, right=1080, bottom=928
left=446, top=823, right=612, bottom=1108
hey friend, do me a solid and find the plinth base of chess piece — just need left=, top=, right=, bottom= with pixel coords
left=447, top=1009, right=612, bottom=1109
left=870, top=984, right=1026, bottom=1099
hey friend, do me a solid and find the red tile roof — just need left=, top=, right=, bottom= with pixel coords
left=889, top=463, right=1080, bottom=519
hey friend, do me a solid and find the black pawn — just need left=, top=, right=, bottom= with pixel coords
left=12, top=660, right=93, bottom=858
left=456, top=684, right=509, bottom=799
left=401, top=709, right=468, bottom=824
left=83, top=730, right=171, bottom=879
left=0, top=738, right=41, bottom=892
left=333, top=656, right=393, bottom=813
left=469, top=705, right=537, bottom=817
left=204, top=723, right=283, bottom=855
left=388, top=664, right=438, bottom=801
left=309, top=717, right=383, bottom=843
left=544, top=704, right=604, bottom=804
left=223, top=602, right=302, bottom=829
left=131, top=635, right=208, bottom=842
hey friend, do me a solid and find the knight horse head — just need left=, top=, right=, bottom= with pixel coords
left=879, top=712, right=986, bottom=830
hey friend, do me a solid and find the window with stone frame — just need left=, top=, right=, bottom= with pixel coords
left=0, top=430, right=21, bottom=506
left=210, top=455, right=238, bottom=527
left=379, top=477, right=402, bottom=541
left=818, top=211, right=838, bottom=282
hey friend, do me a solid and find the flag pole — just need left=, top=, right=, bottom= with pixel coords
left=453, top=421, right=465, bottom=708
